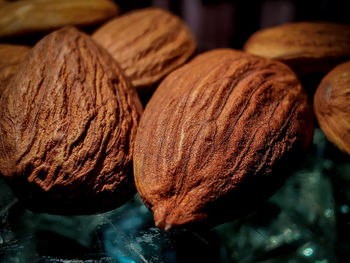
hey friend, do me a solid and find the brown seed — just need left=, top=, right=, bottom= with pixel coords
left=93, top=8, right=197, bottom=89
left=244, top=22, right=350, bottom=76
left=0, top=0, right=119, bottom=38
left=314, top=61, right=350, bottom=155
left=0, top=27, right=142, bottom=214
left=134, top=49, right=314, bottom=230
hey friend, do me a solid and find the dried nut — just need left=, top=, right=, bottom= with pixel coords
left=244, top=22, right=350, bottom=76
left=0, top=44, right=30, bottom=93
left=314, top=61, right=350, bottom=155
left=93, top=8, right=197, bottom=89
left=134, top=49, right=314, bottom=230
left=0, top=27, right=141, bottom=214
left=0, top=0, right=119, bottom=38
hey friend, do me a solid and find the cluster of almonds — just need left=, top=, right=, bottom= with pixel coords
left=0, top=0, right=349, bottom=231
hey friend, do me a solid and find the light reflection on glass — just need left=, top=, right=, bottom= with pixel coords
left=303, top=247, right=313, bottom=257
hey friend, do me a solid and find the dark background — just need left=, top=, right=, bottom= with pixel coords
left=115, top=0, right=350, bottom=52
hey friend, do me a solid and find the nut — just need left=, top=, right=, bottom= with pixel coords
left=244, top=22, right=350, bottom=76
left=0, top=27, right=141, bottom=214
left=93, top=8, right=197, bottom=89
left=134, top=49, right=314, bottom=230
left=314, top=61, right=350, bottom=155
left=0, top=44, right=30, bottom=93
left=0, top=0, right=119, bottom=38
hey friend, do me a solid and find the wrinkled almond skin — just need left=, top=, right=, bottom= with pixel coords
left=0, top=27, right=141, bottom=214
left=93, top=8, right=197, bottom=89
left=134, top=49, right=314, bottom=230
left=0, top=0, right=119, bottom=38
left=244, top=22, right=350, bottom=76
left=314, top=61, right=350, bottom=155
left=0, top=44, right=30, bottom=93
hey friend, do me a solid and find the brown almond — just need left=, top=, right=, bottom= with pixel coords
left=244, top=22, right=350, bottom=76
left=0, top=0, right=119, bottom=38
left=134, top=49, right=314, bottom=230
left=93, top=8, right=197, bottom=89
left=314, top=61, right=350, bottom=155
left=0, top=44, right=30, bottom=92
left=0, top=27, right=141, bottom=214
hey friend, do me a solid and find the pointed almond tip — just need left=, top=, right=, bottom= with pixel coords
left=155, top=219, right=174, bottom=231
left=164, top=223, right=172, bottom=231
left=154, top=208, right=192, bottom=231
left=154, top=207, right=175, bottom=231
left=153, top=201, right=204, bottom=231
left=154, top=217, right=171, bottom=231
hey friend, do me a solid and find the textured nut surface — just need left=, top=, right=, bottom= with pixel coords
left=0, top=0, right=119, bottom=38
left=244, top=22, right=350, bottom=75
left=93, top=8, right=197, bottom=89
left=134, top=49, right=314, bottom=230
left=0, top=44, right=30, bottom=93
left=314, top=61, right=350, bottom=155
left=0, top=27, right=141, bottom=214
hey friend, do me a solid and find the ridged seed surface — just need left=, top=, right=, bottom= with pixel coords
left=134, top=49, right=314, bottom=230
left=0, top=27, right=141, bottom=214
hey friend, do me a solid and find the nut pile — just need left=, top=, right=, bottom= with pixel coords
left=0, top=3, right=349, bottom=230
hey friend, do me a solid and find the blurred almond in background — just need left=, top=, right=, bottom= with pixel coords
left=0, top=0, right=119, bottom=38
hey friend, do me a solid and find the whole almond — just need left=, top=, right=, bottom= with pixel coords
left=0, top=0, right=119, bottom=38
left=134, top=49, right=314, bottom=230
left=0, top=44, right=30, bottom=92
left=314, top=61, right=350, bottom=155
left=244, top=22, right=350, bottom=76
left=0, top=27, right=141, bottom=214
left=93, top=8, right=197, bottom=89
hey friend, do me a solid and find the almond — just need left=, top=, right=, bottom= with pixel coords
left=0, top=27, right=141, bottom=214
left=93, top=8, right=197, bottom=89
left=314, top=60, right=350, bottom=155
left=0, top=0, right=119, bottom=38
left=134, top=49, right=314, bottom=230
left=244, top=22, right=350, bottom=76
